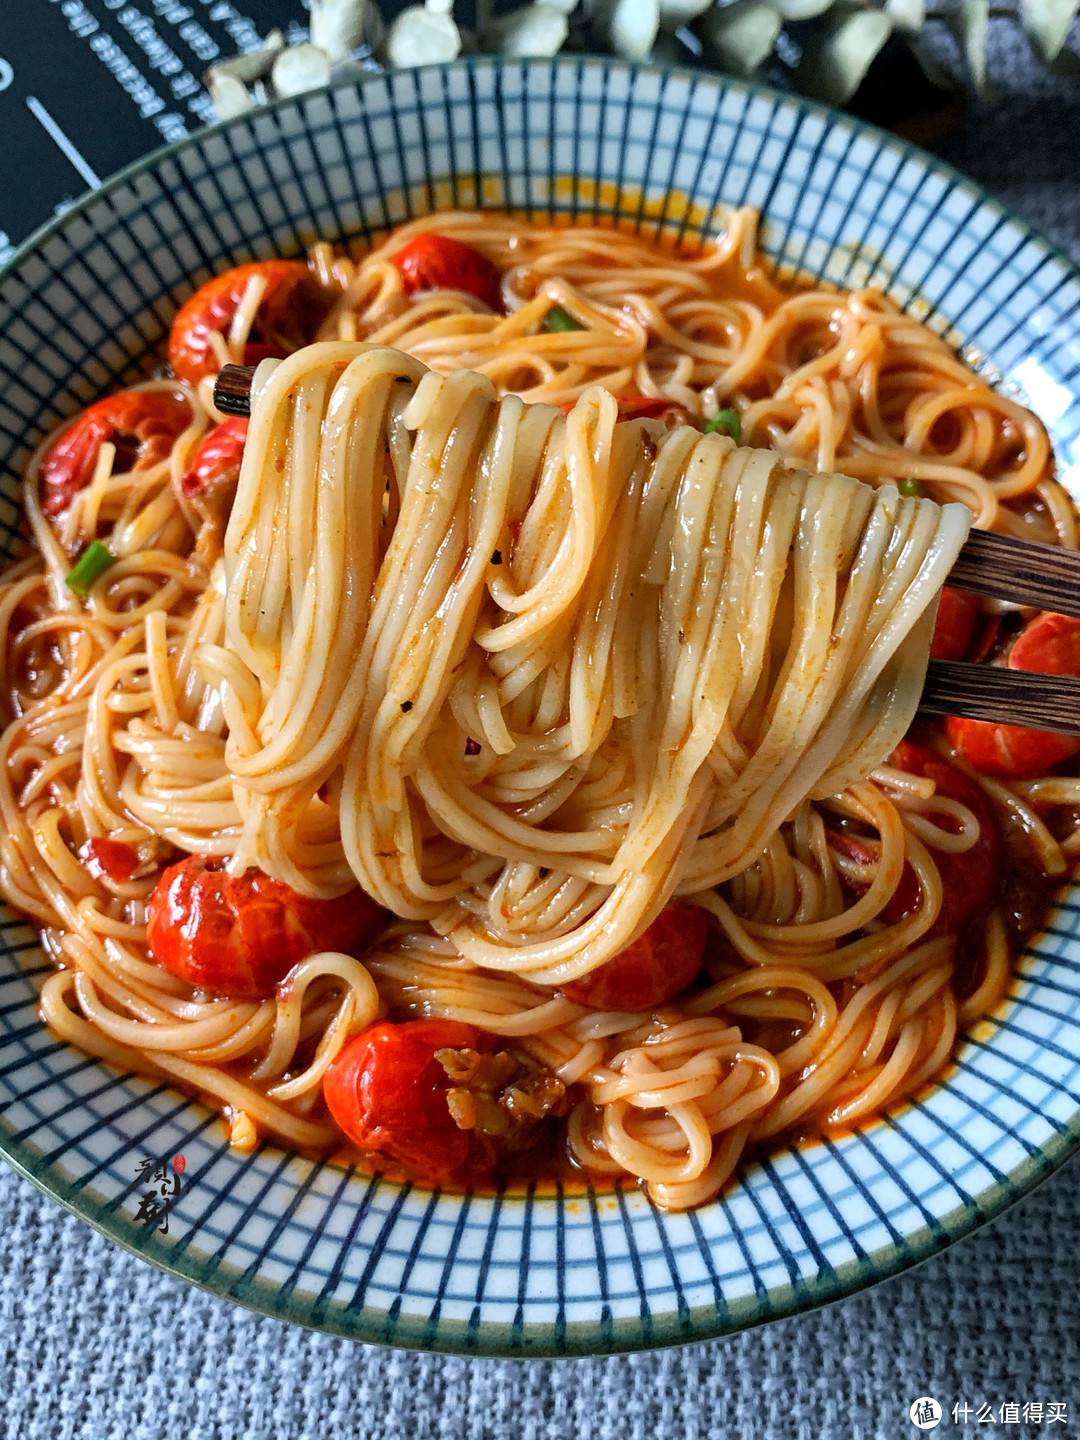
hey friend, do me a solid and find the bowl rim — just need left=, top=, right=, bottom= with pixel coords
left=4, top=53, right=1079, bottom=297
left=1, top=53, right=1080, bottom=1357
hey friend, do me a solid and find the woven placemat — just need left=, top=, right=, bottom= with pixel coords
left=2, top=21, right=1079, bottom=1440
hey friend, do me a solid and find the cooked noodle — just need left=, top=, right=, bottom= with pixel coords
left=0, top=208, right=1066, bottom=1208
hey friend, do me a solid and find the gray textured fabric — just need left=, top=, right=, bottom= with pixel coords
left=2, top=21, right=1080, bottom=1440
left=929, top=19, right=1080, bottom=264
left=1, top=1158, right=1078, bottom=1439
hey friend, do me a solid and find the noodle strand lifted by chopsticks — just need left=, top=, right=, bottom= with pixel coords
left=215, top=342, right=969, bottom=997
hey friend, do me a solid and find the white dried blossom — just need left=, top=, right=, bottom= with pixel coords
left=588, top=0, right=661, bottom=59
left=271, top=43, right=333, bottom=98
left=487, top=4, right=570, bottom=55
left=382, top=1, right=462, bottom=66
left=208, top=71, right=254, bottom=121
left=205, top=29, right=284, bottom=90
left=699, top=0, right=783, bottom=76
left=1020, top=0, right=1078, bottom=60
left=310, top=0, right=372, bottom=60
left=795, top=3, right=894, bottom=102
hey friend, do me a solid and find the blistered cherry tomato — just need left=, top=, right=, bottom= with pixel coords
left=390, top=234, right=503, bottom=311
left=891, top=740, right=1000, bottom=933
left=146, top=855, right=382, bottom=1000
left=168, top=260, right=328, bottom=386
left=81, top=837, right=139, bottom=883
left=40, top=390, right=190, bottom=518
left=323, top=1018, right=493, bottom=1186
left=559, top=904, right=708, bottom=1011
left=557, top=395, right=689, bottom=426
left=181, top=417, right=248, bottom=499
left=930, top=587, right=982, bottom=662
left=945, top=612, right=1080, bottom=777
left=613, top=396, right=689, bottom=424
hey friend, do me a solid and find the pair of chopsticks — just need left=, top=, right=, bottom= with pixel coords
left=214, top=363, right=1080, bottom=737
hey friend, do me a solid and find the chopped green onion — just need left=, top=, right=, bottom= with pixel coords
left=898, top=478, right=924, bottom=497
left=544, top=305, right=583, bottom=333
left=703, top=408, right=742, bottom=443
left=66, top=541, right=116, bottom=596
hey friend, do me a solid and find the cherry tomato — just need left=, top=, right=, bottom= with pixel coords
left=930, top=587, right=981, bottom=662
left=390, top=234, right=503, bottom=311
left=40, top=390, right=190, bottom=518
left=323, top=1018, right=494, bottom=1186
left=81, top=837, right=139, bottom=883
left=829, top=741, right=1000, bottom=935
left=557, top=395, right=689, bottom=426
left=168, top=260, right=328, bottom=386
left=945, top=612, right=1080, bottom=777
left=613, top=396, right=689, bottom=424
left=146, top=855, right=383, bottom=1000
left=181, top=417, right=249, bottom=499
left=559, top=904, right=708, bottom=1010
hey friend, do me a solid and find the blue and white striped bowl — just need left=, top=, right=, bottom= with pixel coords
left=1, top=57, right=1079, bottom=1356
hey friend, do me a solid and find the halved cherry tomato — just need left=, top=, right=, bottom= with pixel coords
left=181, top=417, right=248, bottom=499
left=168, top=260, right=329, bottom=386
left=945, top=612, right=1080, bottom=777
left=832, top=740, right=1000, bottom=935
left=40, top=390, right=190, bottom=518
left=930, top=587, right=981, bottom=662
left=81, top=837, right=139, bottom=883
left=559, top=904, right=708, bottom=1010
left=323, top=1018, right=494, bottom=1186
left=390, top=234, right=503, bottom=311
left=145, top=855, right=383, bottom=1000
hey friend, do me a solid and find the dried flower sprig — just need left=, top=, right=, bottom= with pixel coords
left=205, top=0, right=1078, bottom=121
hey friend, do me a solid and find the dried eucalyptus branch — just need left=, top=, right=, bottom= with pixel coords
left=205, top=0, right=1079, bottom=122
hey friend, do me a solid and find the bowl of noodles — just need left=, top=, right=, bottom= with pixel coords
left=1, top=56, right=1079, bottom=1356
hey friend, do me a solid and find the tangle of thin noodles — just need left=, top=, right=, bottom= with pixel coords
left=0, top=209, right=1065, bottom=1207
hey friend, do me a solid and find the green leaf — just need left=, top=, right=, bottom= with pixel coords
left=794, top=6, right=894, bottom=105
left=1019, top=0, right=1080, bottom=62
left=703, top=408, right=742, bottom=441
left=66, top=541, right=116, bottom=597
left=699, top=0, right=783, bottom=76
left=544, top=305, right=583, bottom=332
left=944, top=0, right=990, bottom=98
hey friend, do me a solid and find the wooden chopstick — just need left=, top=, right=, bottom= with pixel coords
left=922, top=661, right=1080, bottom=735
left=946, top=529, right=1080, bottom=621
left=212, top=364, right=1080, bottom=738
left=215, top=364, right=255, bottom=417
